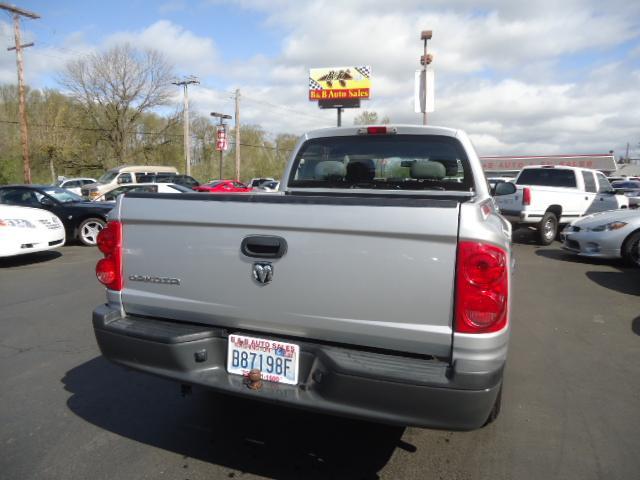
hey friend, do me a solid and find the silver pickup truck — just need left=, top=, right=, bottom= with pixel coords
left=92, top=125, right=512, bottom=430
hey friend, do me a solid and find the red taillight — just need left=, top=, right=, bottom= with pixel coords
left=455, top=241, right=508, bottom=334
left=367, top=126, right=387, bottom=135
left=95, top=221, right=122, bottom=291
left=358, top=126, right=397, bottom=135
left=97, top=222, right=119, bottom=254
left=523, top=187, right=531, bottom=206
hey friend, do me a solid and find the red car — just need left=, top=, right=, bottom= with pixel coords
left=193, top=180, right=253, bottom=193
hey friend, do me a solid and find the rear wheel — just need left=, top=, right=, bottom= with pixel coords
left=622, top=231, right=640, bottom=267
left=537, top=212, right=558, bottom=245
left=78, top=218, right=105, bottom=246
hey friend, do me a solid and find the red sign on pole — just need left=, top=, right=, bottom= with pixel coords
left=216, top=126, right=228, bottom=151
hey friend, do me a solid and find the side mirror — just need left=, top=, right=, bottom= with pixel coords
left=40, top=196, right=55, bottom=207
left=493, top=182, right=516, bottom=196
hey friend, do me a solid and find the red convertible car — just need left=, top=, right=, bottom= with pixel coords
left=193, top=180, right=253, bottom=193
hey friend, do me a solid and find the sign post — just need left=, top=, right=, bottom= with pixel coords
left=418, top=30, right=433, bottom=125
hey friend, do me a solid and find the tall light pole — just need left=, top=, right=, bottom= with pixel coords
left=172, top=76, right=199, bottom=175
left=234, top=89, right=241, bottom=181
left=420, top=30, right=433, bottom=126
left=210, top=112, right=232, bottom=179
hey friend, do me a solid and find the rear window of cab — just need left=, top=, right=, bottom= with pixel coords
left=288, top=135, right=474, bottom=191
left=516, top=168, right=577, bottom=188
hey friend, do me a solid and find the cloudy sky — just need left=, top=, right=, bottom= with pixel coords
left=1, top=0, right=639, bottom=157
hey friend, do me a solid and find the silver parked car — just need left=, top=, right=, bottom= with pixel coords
left=561, top=208, right=640, bottom=265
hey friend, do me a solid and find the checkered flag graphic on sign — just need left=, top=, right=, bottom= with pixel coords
left=355, top=66, right=371, bottom=78
left=309, top=78, right=323, bottom=91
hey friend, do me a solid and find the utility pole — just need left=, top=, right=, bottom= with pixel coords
left=420, top=30, right=433, bottom=126
left=2, top=3, right=40, bottom=184
left=172, top=76, right=199, bottom=176
left=234, top=89, right=241, bottom=181
left=625, top=142, right=630, bottom=163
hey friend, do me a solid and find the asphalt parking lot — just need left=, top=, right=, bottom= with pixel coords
left=1, top=231, right=639, bottom=480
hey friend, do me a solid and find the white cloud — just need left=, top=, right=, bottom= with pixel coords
left=2, top=1, right=640, bottom=157
left=106, top=20, right=220, bottom=77
left=207, top=0, right=640, bottom=156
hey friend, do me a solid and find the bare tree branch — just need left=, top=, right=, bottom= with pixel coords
left=59, top=43, right=174, bottom=166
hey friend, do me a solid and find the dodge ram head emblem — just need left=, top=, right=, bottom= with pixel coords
left=253, top=263, right=273, bottom=284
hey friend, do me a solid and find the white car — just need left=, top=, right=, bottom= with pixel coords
left=56, top=178, right=97, bottom=196
left=0, top=205, right=65, bottom=258
left=92, top=183, right=192, bottom=202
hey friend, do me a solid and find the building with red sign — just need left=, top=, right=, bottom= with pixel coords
left=480, top=154, right=617, bottom=176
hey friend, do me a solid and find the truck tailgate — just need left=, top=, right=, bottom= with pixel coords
left=118, top=194, right=461, bottom=357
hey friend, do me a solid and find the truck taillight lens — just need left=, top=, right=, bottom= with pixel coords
left=357, top=126, right=398, bottom=135
left=96, top=221, right=122, bottom=291
left=523, top=187, right=531, bottom=206
left=367, top=126, right=388, bottom=135
left=455, top=241, right=508, bottom=334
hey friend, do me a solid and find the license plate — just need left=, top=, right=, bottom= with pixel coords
left=227, top=334, right=300, bottom=385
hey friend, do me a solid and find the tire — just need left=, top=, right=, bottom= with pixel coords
left=537, top=212, right=558, bottom=246
left=483, top=385, right=502, bottom=427
left=622, top=231, right=640, bottom=267
left=77, top=217, right=106, bottom=246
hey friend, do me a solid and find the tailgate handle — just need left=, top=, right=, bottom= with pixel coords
left=241, top=235, right=287, bottom=258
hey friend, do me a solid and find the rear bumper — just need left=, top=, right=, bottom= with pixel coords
left=499, top=209, right=542, bottom=224
left=93, top=305, right=503, bottom=430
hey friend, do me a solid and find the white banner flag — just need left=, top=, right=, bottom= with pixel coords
left=414, top=69, right=435, bottom=113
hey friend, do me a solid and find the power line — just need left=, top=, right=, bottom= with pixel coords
left=191, top=84, right=328, bottom=123
left=0, top=118, right=177, bottom=135
left=240, top=93, right=327, bottom=122
left=0, top=118, right=293, bottom=152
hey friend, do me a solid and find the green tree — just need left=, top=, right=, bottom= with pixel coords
left=353, top=110, right=390, bottom=126
left=30, top=89, right=87, bottom=182
left=226, top=125, right=276, bottom=181
left=0, top=81, right=302, bottom=185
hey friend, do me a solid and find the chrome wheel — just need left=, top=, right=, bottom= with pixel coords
left=537, top=212, right=558, bottom=246
left=543, top=219, right=555, bottom=241
left=79, top=219, right=105, bottom=246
